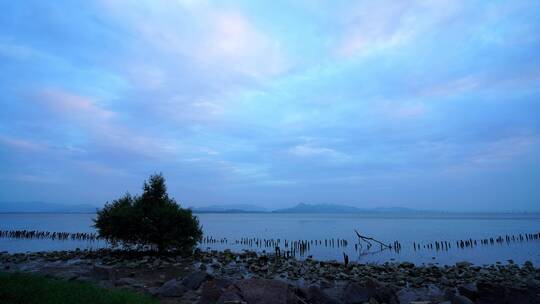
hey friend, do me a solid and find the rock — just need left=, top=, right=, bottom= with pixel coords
left=182, top=271, right=212, bottom=290
left=97, top=280, right=114, bottom=289
left=396, top=287, right=443, bottom=304
left=458, top=283, right=478, bottom=300
left=53, top=271, right=79, bottom=281
left=476, top=282, right=505, bottom=304
left=158, top=278, right=186, bottom=297
left=452, top=295, right=474, bottom=304
left=397, top=289, right=421, bottom=304
left=400, top=262, right=415, bottom=269
left=92, top=264, right=116, bottom=281
left=116, top=277, right=138, bottom=286
left=366, top=279, right=399, bottom=304
left=304, top=286, right=340, bottom=304
left=197, top=279, right=232, bottom=304
left=343, top=282, right=374, bottom=304
left=217, top=285, right=246, bottom=304
left=503, top=286, right=540, bottom=304
left=74, top=276, right=92, bottom=283
left=456, top=261, right=473, bottom=268
left=235, top=278, right=299, bottom=304
left=147, top=287, right=160, bottom=296
left=425, top=284, right=445, bottom=300
left=319, top=279, right=334, bottom=289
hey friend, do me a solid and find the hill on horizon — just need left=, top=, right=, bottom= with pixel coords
left=1, top=201, right=537, bottom=214
left=272, top=203, right=365, bottom=213
left=190, top=204, right=268, bottom=213
left=0, top=201, right=421, bottom=214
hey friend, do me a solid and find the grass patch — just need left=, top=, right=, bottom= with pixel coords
left=0, top=272, right=158, bottom=304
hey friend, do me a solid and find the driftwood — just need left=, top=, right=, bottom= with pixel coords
left=354, top=230, right=391, bottom=249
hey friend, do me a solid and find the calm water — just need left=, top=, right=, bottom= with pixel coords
left=1, top=213, right=539, bottom=266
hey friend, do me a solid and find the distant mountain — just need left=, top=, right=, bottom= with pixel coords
left=273, top=203, right=419, bottom=214
left=273, top=203, right=365, bottom=213
left=370, top=206, right=418, bottom=213
left=191, top=204, right=268, bottom=213
left=191, top=203, right=421, bottom=214
left=0, top=201, right=98, bottom=213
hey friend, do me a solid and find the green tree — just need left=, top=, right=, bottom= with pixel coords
left=94, top=173, right=202, bottom=253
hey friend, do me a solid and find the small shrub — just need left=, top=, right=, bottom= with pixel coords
left=94, top=173, right=202, bottom=253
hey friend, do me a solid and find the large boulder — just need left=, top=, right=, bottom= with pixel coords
left=182, top=271, right=212, bottom=290
left=92, top=264, right=117, bottom=281
left=304, top=286, right=340, bottom=304
left=452, top=294, right=475, bottom=304
left=115, top=277, right=137, bottom=286
left=458, top=283, right=478, bottom=301
left=198, top=279, right=233, bottom=304
left=476, top=282, right=505, bottom=304
left=343, top=282, right=374, bottom=304
left=503, top=286, right=540, bottom=304
left=232, top=278, right=300, bottom=304
left=158, top=278, right=186, bottom=297
left=217, top=285, right=245, bottom=304
left=396, top=286, right=444, bottom=304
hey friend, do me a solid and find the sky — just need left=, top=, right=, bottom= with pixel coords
left=1, top=0, right=539, bottom=211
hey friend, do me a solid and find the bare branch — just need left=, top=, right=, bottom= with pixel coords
left=354, top=230, right=391, bottom=249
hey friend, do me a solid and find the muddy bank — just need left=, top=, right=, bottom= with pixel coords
left=1, top=249, right=539, bottom=303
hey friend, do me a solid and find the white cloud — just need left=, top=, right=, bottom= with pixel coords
left=198, top=10, right=287, bottom=77
left=99, top=0, right=287, bottom=78
left=39, top=88, right=115, bottom=121
left=371, top=100, right=426, bottom=120
left=36, top=88, right=186, bottom=159
left=419, top=75, right=483, bottom=98
left=336, top=0, right=462, bottom=57
left=470, top=135, right=538, bottom=165
left=0, top=135, right=47, bottom=152
left=289, top=144, right=349, bottom=162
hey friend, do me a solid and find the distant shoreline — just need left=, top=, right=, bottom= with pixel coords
left=3, top=202, right=540, bottom=215
left=2, top=211, right=540, bottom=221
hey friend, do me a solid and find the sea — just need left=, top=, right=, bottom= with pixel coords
left=1, top=212, right=539, bottom=266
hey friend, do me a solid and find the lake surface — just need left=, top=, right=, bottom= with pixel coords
left=1, top=213, right=539, bottom=266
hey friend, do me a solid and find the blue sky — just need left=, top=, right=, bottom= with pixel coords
left=1, top=0, right=539, bottom=211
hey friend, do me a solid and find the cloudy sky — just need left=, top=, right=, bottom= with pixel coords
left=1, top=1, right=539, bottom=211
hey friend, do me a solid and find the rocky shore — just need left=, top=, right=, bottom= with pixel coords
left=1, top=249, right=539, bottom=304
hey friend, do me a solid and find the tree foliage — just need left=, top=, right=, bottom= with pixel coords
left=94, top=173, right=202, bottom=253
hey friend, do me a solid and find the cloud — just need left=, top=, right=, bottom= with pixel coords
left=289, top=144, right=348, bottom=162
left=469, top=135, right=538, bottom=165
left=1, top=1, right=540, bottom=210
left=0, top=41, right=51, bottom=60
left=0, top=135, right=46, bottom=152
left=199, top=10, right=287, bottom=77
left=99, top=0, right=287, bottom=78
left=0, top=173, right=61, bottom=184
left=371, top=101, right=426, bottom=120
left=74, top=160, right=132, bottom=177
left=418, top=75, right=483, bottom=98
left=336, top=0, right=462, bottom=57
left=39, top=88, right=115, bottom=121
left=33, top=88, right=187, bottom=160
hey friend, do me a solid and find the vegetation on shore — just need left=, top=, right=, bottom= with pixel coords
left=94, top=173, right=202, bottom=253
left=0, top=272, right=157, bottom=304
